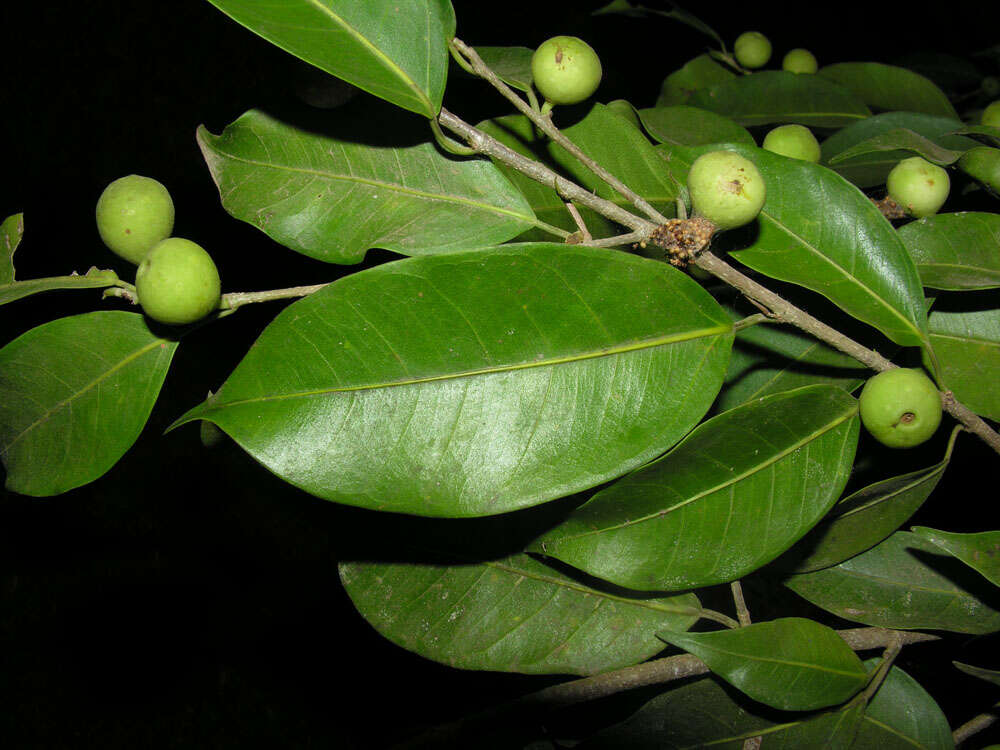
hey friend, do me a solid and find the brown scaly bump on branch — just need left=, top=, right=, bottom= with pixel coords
left=873, top=195, right=907, bottom=220
left=641, top=216, right=717, bottom=267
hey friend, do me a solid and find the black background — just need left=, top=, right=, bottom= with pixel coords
left=2, top=1, right=1000, bottom=747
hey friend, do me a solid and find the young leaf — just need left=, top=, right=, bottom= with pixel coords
left=339, top=553, right=701, bottom=676
left=927, top=302, right=1000, bottom=421
left=531, top=385, right=859, bottom=591
left=197, top=108, right=536, bottom=264
left=171, top=244, right=734, bottom=518
left=204, top=0, right=455, bottom=118
left=912, top=527, right=1000, bottom=587
left=657, top=618, right=868, bottom=711
left=0, top=312, right=178, bottom=496
left=784, top=531, right=1000, bottom=634
left=819, top=62, right=959, bottom=119
left=898, top=212, right=1000, bottom=290
left=637, top=105, right=754, bottom=148
left=1, top=212, right=22, bottom=284
left=686, top=71, right=871, bottom=128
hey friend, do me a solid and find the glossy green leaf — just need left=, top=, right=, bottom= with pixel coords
left=953, top=661, right=1000, bottom=687
left=474, top=46, right=533, bottom=93
left=637, top=105, right=754, bottom=147
left=820, top=112, right=976, bottom=188
left=953, top=123, right=1000, bottom=147
left=204, top=0, right=455, bottom=117
left=912, top=527, right=1000, bottom=587
left=0, top=312, right=178, bottom=496
left=339, top=552, right=701, bottom=676
left=1, top=213, right=22, bottom=284
left=852, top=659, right=953, bottom=750
left=687, top=71, right=871, bottom=128
left=605, top=99, right=642, bottom=130
left=714, top=144, right=930, bottom=348
left=779, top=426, right=958, bottom=573
left=927, top=302, right=1000, bottom=421
left=531, top=386, right=859, bottom=591
left=819, top=63, right=958, bottom=119
left=657, top=54, right=736, bottom=107
left=898, top=212, right=1000, bottom=290
left=0, top=267, right=121, bottom=308
left=826, top=128, right=966, bottom=166
left=171, top=244, right=734, bottom=518
left=197, top=108, right=536, bottom=264
left=658, top=618, right=868, bottom=711
left=784, top=531, right=1000, bottom=634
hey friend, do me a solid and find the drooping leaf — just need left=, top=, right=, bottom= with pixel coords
left=657, top=54, right=736, bottom=107
left=819, top=62, right=959, bottom=119
left=658, top=618, right=868, bottom=711
left=898, top=212, right=1000, bottom=290
left=778, top=426, right=958, bottom=573
left=912, top=527, right=1000, bottom=588
left=204, top=0, right=455, bottom=117
left=686, top=71, right=871, bottom=128
left=1, top=213, right=22, bottom=284
left=474, top=46, right=534, bottom=93
left=826, top=128, right=966, bottom=166
left=953, top=661, right=1000, bottom=687
left=820, top=112, right=977, bottom=188
left=927, top=300, right=1000, bottom=421
left=531, top=385, right=859, bottom=591
left=197, top=108, right=536, bottom=264
left=637, top=105, right=754, bottom=148
left=339, top=552, right=701, bottom=676
left=0, top=312, right=178, bottom=496
left=171, top=244, right=734, bottom=518
left=784, top=531, right=1000, bottom=634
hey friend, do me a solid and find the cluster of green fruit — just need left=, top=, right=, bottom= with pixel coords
left=96, top=175, right=221, bottom=325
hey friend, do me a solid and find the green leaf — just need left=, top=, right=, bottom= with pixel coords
left=819, top=63, right=959, bottom=119
left=912, top=527, right=1000, bottom=587
left=204, top=0, right=455, bottom=118
left=0, top=267, right=121, bottom=308
left=784, top=531, right=1000, bottom=634
left=594, top=2, right=725, bottom=51
left=0, top=312, right=178, bottom=496
left=686, top=71, right=871, bottom=128
left=853, top=659, right=954, bottom=749
left=1, top=213, right=23, bottom=284
left=197, top=108, right=536, bottom=264
left=531, top=386, right=859, bottom=591
left=826, top=128, right=966, bottom=166
left=927, top=300, right=1000, bottom=421
left=898, top=212, right=1000, bottom=290
left=658, top=618, right=868, bottom=711
left=952, top=123, right=1000, bottom=147
left=779, top=426, right=958, bottom=573
left=820, top=112, right=977, bottom=188
left=339, top=552, right=700, bottom=676
left=637, top=105, right=755, bottom=147
left=953, top=661, right=1000, bottom=687
left=716, top=144, right=930, bottom=348
left=657, top=54, right=736, bottom=107
left=171, top=244, right=734, bottom=518
left=474, top=46, right=533, bottom=93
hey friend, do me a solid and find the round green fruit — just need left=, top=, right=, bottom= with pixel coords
left=782, top=48, right=817, bottom=74
left=531, top=36, right=602, bottom=106
left=96, top=175, right=175, bottom=264
left=859, top=368, right=942, bottom=448
left=734, top=31, right=772, bottom=69
left=958, top=146, right=1000, bottom=197
left=762, top=124, right=821, bottom=162
left=687, top=150, right=766, bottom=230
left=135, top=238, right=221, bottom=325
left=981, top=100, right=1000, bottom=128
left=886, top=156, right=950, bottom=218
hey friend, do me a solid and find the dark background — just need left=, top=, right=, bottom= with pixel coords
left=2, top=1, right=1000, bottom=747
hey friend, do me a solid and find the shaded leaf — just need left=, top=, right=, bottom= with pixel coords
left=531, top=386, right=859, bottom=591
left=952, top=123, right=1000, bottom=147
left=912, top=527, right=1000, bottom=587
left=637, top=105, right=754, bottom=147
left=827, top=128, right=966, bottom=166
left=1, top=213, right=22, bottom=284
left=594, top=1, right=724, bottom=50
left=686, top=71, right=871, bottom=128
left=475, top=46, right=533, bottom=93
left=927, top=300, right=1000, bottom=421
left=205, top=0, right=455, bottom=117
left=0, top=312, right=177, bottom=496
left=898, top=212, right=1000, bottom=290
left=339, top=552, right=700, bottom=676
left=953, top=661, right=1000, bottom=687
left=171, top=244, right=733, bottom=518
left=819, top=63, right=958, bottom=119
left=197, top=108, right=536, bottom=264
left=852, top=659, right=953, bottom=749
left=784, top=531, right=1000, bottom=634
left=657, top=54, right=736, bottom=107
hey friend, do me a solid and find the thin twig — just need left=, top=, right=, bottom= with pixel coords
left=220, top=283, right=329, bottom=310
left=954, top=702, right=1000, bottom=745
left=730, top=581, right=752, bottom=626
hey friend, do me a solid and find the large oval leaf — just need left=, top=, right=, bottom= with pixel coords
left=0, top=312, right=178, bottom=496
left=912, top=527, right=1000, bottom=587
left=531, top=385, right=859, bottom=591
left=819, top=62, right=958, bottom=119
left=172, top=244, right=733, bottom=517
left=853, top=659, right=954, bottom=750
left=658, top=618, right=868, bottom=711
left=198, top=108, right=536, bottom=264
left=898, top=212, right=1000, bottom=290
left=340, top=553, right=701, bottom=676
left=205, top=0, right=455, bottom=117
left=784, top=531, right=1000, bottom=634
left=656, top=54, right=736, bottom=107
left=927, top=301, right=1000, bottom=421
